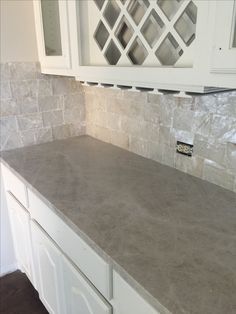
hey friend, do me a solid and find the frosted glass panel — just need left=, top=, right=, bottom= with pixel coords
left=41, top=0, right=62, bottom=56
left=233, top=8, right=236, bottom=47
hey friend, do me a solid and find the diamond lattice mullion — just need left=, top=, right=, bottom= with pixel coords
left=122, top=2, right=155, bottom=60
left=152, top=0, right=191, bottom=53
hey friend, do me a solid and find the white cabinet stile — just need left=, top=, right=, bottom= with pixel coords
left=6, top=193, right=33, bottom=282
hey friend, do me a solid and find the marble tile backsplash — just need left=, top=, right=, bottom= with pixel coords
left=0, top=62, right=85, bottom=151
left=1, top=62, right=235, bottom=192
left=85, top=86, right=236, bottom=192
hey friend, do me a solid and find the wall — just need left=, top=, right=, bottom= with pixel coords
left=85, top=86, right=236, bottom=192
left=0, top=0, right=38, bottom=62
left=0, top=62, right=85, bottom=151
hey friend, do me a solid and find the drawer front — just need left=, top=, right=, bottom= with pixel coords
left=1, top=163, right=28, bottom=208
left=28, top=189, right=111, bottom=300
left=113, top=271, right=160, bottom=314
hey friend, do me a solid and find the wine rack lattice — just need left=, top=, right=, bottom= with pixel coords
left=92, top=0, right=198, bottom=67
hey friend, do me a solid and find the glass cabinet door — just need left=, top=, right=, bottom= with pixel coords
left=232, top=3, right=236, bottom=48
left=41, top=0, right=62, bottom=56
left=33, top=0, right=72, bottom=73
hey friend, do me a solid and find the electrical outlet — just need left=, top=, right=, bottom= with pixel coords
left=176, top=141, right=193, bottom=157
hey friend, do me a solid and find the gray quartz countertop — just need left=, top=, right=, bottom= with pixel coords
left=1, top=136, right=236, bottom=314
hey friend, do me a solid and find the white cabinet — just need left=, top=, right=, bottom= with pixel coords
left=31, top=221, right=112, bottom=314
left=112, top=271, right=160, bottom=314
left=33, top=0, right=76, bottom=76
left=33, top=0, right=236, bottom=91
left=31, top=221, right=65, bottom=314
left=73, top=0, right=236, bottom=91
left=6, top=192, right=33, bottom=283
left=211, top=0, right=236, bottom=73
left=62, top=256, right=112, bottom=314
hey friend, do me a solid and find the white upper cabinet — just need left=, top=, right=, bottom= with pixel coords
left=33, top=0, right=74, bottom=75
left=33, top=0, right=236, bottom=92
left=211, top=0, right=236, bottom=74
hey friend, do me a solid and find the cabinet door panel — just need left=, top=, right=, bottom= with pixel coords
left=211, top=0, right=236, bottom=73
left=6, top=193, right=32, bottom=281
left=62, top=256, right=112, bottom=314
left=33, top=0, right=71, bottom=74
left=31, top=222, right=65, bottom=314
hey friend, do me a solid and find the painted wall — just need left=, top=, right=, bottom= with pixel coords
left=0, top=0, right=38, bottom=62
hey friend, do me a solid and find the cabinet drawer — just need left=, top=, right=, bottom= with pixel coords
left=1, top=164, right=28, bottom=208
left=28, top=189, right=111, bottom=300
left=113, top=271, right=160, bottom=314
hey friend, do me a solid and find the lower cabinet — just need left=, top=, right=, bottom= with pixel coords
left=31, top=221, right=112, bottom=314
left=6, top=192, right=33, bottom=283
left=62, top=255, right=112, bottom=314
left=31, top=222, right=65, bottom=314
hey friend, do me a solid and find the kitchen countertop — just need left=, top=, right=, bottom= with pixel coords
left=1, top=136, right=236, bottom=314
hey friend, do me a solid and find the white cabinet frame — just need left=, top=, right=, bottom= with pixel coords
left=33, top=0, right=72, bottom=75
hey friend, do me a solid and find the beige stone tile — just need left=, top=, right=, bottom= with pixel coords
left=173, top=108, right=195, bottom=132
left=20, top=130, right=36, bottom=146
left=129, top=136, right=149, bottom=158
left=38, top=95, right=63, bottom=112
left=17, top=113, right=43, bottom=131
left=159, top=126, right=171, bottom=145
left=10, top=62, right=38, bottom=80
left=93, top=125, right=110, bottom=143
left=0, top=63, right=11, bottom=81
left=147, top=141, right=163, bottom=163
left=1, top=131, right=22, bottom=151
left=224, top=143, right=236, bottom=173
left=194, top=135, right=226, bottom=166
left=42, top=110, right=63, bottom=127
left=142, top=102, right=160, bottom=124
left=194, top=94, right=218, bottom=113
left=11, top=80, right=38, bottom=99
left=203, top=160, right=235, bottom=190
left=106, top=112, right=122, bottom=131
left=64, top=107, right=85, bottom=125
left=110, top=130, right=129, bottom=149
left=35, top=127, right=53, bottom=144
left=69, top=123, right=86, bottom=137
left=170, top=128, right=194, bottom=147
left=38, top=79, right=52, bottom=97
left=52, top=77, right=72, bottom=95
left=52, top=125, right=71, bottom=140
left=161, top=144, right=175, bottom=167
left=0, top=99, right=19, bottom=116
left=18, top=96, right=38, bottom=114
left=209, top=115, right=236, bottom=144
left=1, top=81, right=12, bottom=99
left=175, top=154, right=204, bottom=178
left=64, top=93, right=84, bottom=110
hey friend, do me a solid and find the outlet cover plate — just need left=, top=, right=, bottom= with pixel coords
left=176, top=141, right=193, bottom=156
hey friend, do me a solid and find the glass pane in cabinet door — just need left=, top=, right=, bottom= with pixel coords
left=41, top=0, right=62, bottom=56
left=232, top=4, right=236, bottom=47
